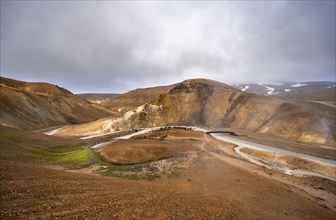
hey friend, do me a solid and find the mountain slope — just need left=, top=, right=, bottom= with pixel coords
left=76, top=93, right=120, bottom=106
left=54, top=79, right=335, bottom=145
left=101, top=84, right=176, bottom=115
left=232, top=82, right=336, bottom=101
left=0, top=77, right=114, bottom=130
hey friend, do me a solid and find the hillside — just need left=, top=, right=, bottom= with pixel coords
left=101, top=84, right=176, bottom=114
left=1, top=79, right=335, bottom=219
left=54, top=79, right=336, bottom=145
left=76, top=93, right=120, bottom=106
left=232, top=82, right=336, bottom=103
left=0, top=77, right=114, bottom=130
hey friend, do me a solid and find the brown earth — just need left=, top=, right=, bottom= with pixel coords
left=55, top=79, right=336, bottom=145
left=1, top=126, right=336, bottom=219
left=0, top=77, right=114, bottom=130
left=0, top=128, right=335, bottom=219
left=240, top=148, right=336, bottom=179
left=97, top=130, right=205, bottom=165
left=275, top=87, right=336, bottom=102
left=97, top=139, right=195, bottom=165
left=102, top=84, right=176, bottom=115
left=215, top=128, right=336, bottom=160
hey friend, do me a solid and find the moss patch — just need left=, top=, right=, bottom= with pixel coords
left=31, top=146, right=90, bottom=166
left=29, top=146, right=160, bottom=180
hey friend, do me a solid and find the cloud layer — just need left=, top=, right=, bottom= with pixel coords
left=1, top=1, right=335, bottom=93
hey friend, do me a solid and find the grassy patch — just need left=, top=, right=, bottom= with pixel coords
left=31, top=146, right=90, bottom=166
left=55, top=150, right=89, bottom=164
left=26, top=145, right=161, bottom=180
left=0, top=133, right=22, bottom=143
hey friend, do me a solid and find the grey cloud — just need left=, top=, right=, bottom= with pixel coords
left=1, top=1, right=335, bottom=93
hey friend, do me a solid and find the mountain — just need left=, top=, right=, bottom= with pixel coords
left=101, top=84, right=176, bottom=114
left=0, top=77, right=114, bottom=130
left=77, top=93, right=120, bottom=106
left=54, top=79, right=336, bottom=145
left=232, top=82, right=336, bottom=103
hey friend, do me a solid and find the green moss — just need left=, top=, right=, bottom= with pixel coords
left=18, top=144, right=160, bottom=180
left=46, top=145, right=85, bottom=153
left=0, top=133, right=22, bottom=143
left=55, top=150, right=89, bottom=164
left=31, top=146, right=90, bottom=165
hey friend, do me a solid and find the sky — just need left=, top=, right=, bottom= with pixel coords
left=1, top=1, right=335, bottom=93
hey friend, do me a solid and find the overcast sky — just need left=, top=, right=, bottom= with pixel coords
left=1, top=1, right=335, bottom=93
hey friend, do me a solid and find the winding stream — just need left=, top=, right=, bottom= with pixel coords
left=210, top=133, right=336, bottom=166
left=45, top=125, right=335, bottom=178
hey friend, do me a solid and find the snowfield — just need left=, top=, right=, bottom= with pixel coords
left=264, top=86, right=279, bottom=95
left=291, top=83, right=308, bottom=88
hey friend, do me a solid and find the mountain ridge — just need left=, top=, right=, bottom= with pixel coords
left=0, top=77, right=115, bottom=130
left=53, top=78, right=335, bottom=145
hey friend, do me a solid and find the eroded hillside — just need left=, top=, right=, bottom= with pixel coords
left=0, top=77, right=114, bottom=130
left=101, top=84, right=176, bottom=114
left=54, top=79, right=336, bottom=145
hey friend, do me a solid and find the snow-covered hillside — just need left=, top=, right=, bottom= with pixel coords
left=231, top=81, right=336, bottom=100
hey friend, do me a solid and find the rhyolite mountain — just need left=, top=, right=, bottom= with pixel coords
left=0, top=77, right=114, bottom=130
left=54, top=79, right=336, bottom=145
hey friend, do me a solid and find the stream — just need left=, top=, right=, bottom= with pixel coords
left=45, top=125, right=335, bottom=178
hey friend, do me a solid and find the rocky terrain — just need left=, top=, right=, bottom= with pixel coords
left=0, top=77, right=114, bottom=130
left=1, top=125, right=335, bottom=219
left=54, top=79, right=335, bottom=145
left=1, top=77, right=335, bottom=219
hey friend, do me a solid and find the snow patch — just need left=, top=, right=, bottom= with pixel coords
left=91, top=141, right=116, bottom=149
left=268, top=83, right=283, bottom=85
left=80, top=131, right=125, bottom=139
left=115, top=127, right=157, bottom=139
left=291, top=83, right=307, bottom=88
left=241, top=85, right=249, bottom=92
left=235, top=84, right=244, bottom=91
left=284, top=89, right=291, bottom=92
left=264, top=86, right=279, bottom=95
left=44, top=127, right=66, bottom=135
left=191, top=126, right=210, bottom=133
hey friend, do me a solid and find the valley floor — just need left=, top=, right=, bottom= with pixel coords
left=0, top=126, right=335, bottom=219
